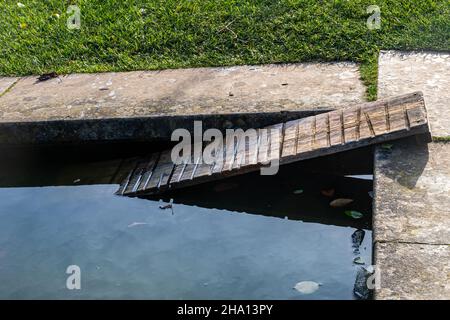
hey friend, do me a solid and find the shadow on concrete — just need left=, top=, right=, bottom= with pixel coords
left=374, top=135, right=430, bottom=190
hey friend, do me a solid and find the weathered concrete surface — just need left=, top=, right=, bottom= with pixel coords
left=375, top=242, right=450, bottom=300
left=0, top=77, right=18, bottom=96
left=0, top=63, right=366, bottom=144
left=374, top=141, right=450, bottom=245
left=374, top=50, right=450, bottom=300
left=378, top=50, right=450, bottom=138
left=0, top=63, right=365, bottom=122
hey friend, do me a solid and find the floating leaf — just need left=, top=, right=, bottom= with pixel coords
left=293, top=189, right=304, bottom=194
left=345, top=210, right=364, bottom=219
left=330, top=198, right=354, bottom=207
left=321, top=188, right=335, bottom=197
left=293, top=281, right=320, bottom=294
left=353, top=257, right=365, bottom=265
left=381, top=144, right=393, bottom=150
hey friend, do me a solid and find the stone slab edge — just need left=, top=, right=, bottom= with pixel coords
left=373, top=50, right=450, bottom=300
left=0, top=109, right=329, bottom=145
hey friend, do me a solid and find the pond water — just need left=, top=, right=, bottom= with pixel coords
left=0, top=146, right=372, bottom=299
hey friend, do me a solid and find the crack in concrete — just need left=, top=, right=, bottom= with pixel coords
left=374, top=240, right=450, bottom=246
left=0, top=77, right=21, bottom=99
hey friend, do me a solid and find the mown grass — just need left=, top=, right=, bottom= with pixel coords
left=1, top=0, right=449, bottom=99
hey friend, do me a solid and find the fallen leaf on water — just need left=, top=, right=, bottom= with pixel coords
left=321, top=188, right=335, bottom=197
left=381, top=143, right=393, bottom=150
left=330, top=198, right=354, bottom=207
left=353, top=257, right=365, bottom=265
left=293, top=281, right=321, bottom=294
left=345, top=210, right=364, bottom=219
left=293, top=189, right=304, bottom=194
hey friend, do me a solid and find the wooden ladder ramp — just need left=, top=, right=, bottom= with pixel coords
left=117, top=92, right=429, bottom=197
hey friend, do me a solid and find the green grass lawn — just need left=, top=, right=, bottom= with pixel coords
left=1, top=0, right=449, bottom=99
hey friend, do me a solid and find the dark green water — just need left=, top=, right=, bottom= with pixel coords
left=0, top=145, right=372, bottom=299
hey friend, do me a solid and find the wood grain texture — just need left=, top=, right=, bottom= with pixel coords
left=118, top=92, right=429, bottom=196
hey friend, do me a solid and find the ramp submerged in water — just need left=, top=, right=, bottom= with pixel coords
left=117, top=92, right=430, bottom=197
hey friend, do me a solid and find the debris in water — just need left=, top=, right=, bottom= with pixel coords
left=351, top=229, right=366, bottom=248
left=293, top=189, right=304, bottom=194
left=353, top=257, right=365, bottom=265
left=159, top=199, right=174, bottom=214
left=330, top=198, right=354, bottom=207
left=293, top=281, right=321, bottom=294
left=345, top=210, right=364, bottom=219
left=381, top=143, right=393, bottom=150
left=353, top=267, right=373, bottom=300
left=128, top=222, right=148, bottom=228
left=321, top=188, right=335, bottom=197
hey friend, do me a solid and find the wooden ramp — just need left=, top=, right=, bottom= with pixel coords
left=117, top=92, right=429, bottom=196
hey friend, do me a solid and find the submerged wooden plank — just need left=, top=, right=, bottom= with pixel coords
left=118, top=92, right=429, bottom=196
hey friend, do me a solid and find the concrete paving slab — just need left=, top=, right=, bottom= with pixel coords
left=374, top=50, right=450, bottom=300
left=374, top=242, right=450, bottom=300
left=374, top=141, right=450, bottom=245
left=0, top=63, right=365, bottom=122
left=378, top=50, right=450, bottom=138
left=0, top=77, right=18, bottom=96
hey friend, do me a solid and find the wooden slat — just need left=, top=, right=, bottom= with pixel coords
left=314, top=113, right=330, bottom=149
left=267, top=123, right=283, bottom=162
left=135, top=153, right=160, bottom=192
left=257, top=128, right=271, bottom=163
left=281, top=119, right=300, bottom=157
left=118, top=92, right=429, bottom=196
left=137, top=150, right=175, bottom=193
left=296, top=117, right=315, bottom=153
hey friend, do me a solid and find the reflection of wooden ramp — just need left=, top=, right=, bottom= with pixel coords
left=117, top=92, right=429, bottom=196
